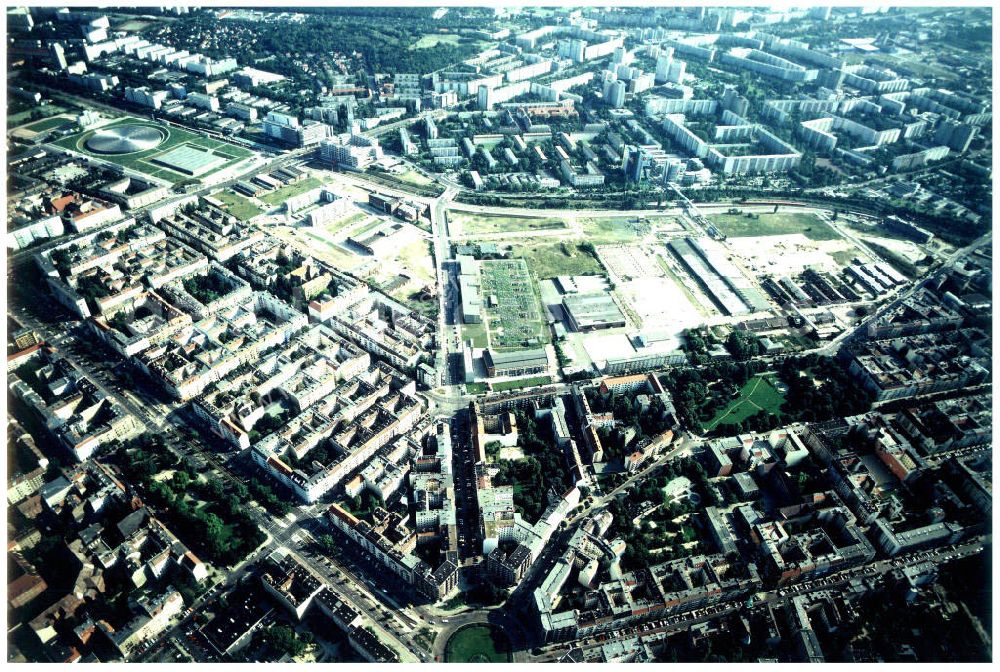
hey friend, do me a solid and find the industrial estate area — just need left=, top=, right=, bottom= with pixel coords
left=5, top=4, right=993, bottom=664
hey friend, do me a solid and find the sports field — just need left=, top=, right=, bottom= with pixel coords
left=24, top=116, right=72, bottom=133
left=52, top=117, right=254, bottom=184
left=479, top=259, right=548, bottom=351
left=702, top=375, right=787, bottom=432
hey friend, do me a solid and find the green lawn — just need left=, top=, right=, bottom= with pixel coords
left=213, top=190, right=263, bottom=220
left=465, top=382, right=488, bottom=395
left=51, top=116, right=254, bottom=184
left=24, top=116, right=71, bottom=133
left=451, top=211, right=565, bottom=236
left=490, top=375, right=551, bottom=392
left=508, top=242, right=606, bottom=279
left=702, top=375, right=787, bottom=432
left=260, top=176, right=325, bottom=206
left=444, top=624, right=512, bottom=663
left=707, top=212, right=840, bottom=241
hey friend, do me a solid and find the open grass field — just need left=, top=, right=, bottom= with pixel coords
left=579, top=216, right=646, bottom=243
left=707, top=211, right=840, bottom=241
left=580, top=215, right=683, bottom=243
left=8, top=103, right=70, bottom=126
left=114, top=19, right=153, bottom=31
left=480, top=259, right=548, bottom=351
left=278, top=226, right=363, bottom=271
left=830, top=248, right=865, bottom=267
left=444, top=624, right=513, bottom=663
left=392, top=240, right=435, bottom=283
left=411, top=33, right=462, bottom=49
left=461, top=321, right=489, bottom=349
left=507, top=241, right=606, bottom=279
left=393, top=169, right=435, bottom=187
left=260, top=176, right=325, bottom=206
left=213, top=190, right=263, bottom=220
left=52, top=116, right=254, bottom=184
left=450, top=210, right=565, bottom=237
left=702, top=374, right=786, bottom=432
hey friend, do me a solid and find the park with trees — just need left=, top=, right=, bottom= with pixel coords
left=489, top=410, right=570, bottom=523
left=112, top=435, right=265, bottom=567
left=662, top=346, right=872, bottom=436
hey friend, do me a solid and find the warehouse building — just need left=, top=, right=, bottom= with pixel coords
left=483, top=347, right=548, bottom=378
left=457, top=255, right=482, bottom=324
left=562, top=292, right=627, bottom=332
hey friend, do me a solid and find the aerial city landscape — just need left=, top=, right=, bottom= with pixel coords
left=4, top=4, right=993, bottom=664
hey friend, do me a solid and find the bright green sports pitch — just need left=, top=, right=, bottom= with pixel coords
left=24, top=116, right=72, bottom=133
left=702, top=374, right=787, bottom=432
left=51, top=117, right=254, bottom=184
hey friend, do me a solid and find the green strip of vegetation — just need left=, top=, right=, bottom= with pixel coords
left=260, top=176, right=325, bottom=206
left=490, top=375, right=551, bottom=392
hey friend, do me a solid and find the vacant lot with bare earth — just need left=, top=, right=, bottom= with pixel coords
left=448, top=210, right=565, bottom=237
